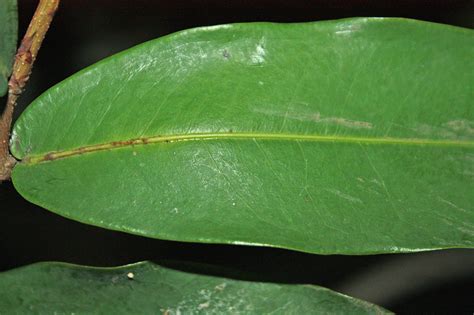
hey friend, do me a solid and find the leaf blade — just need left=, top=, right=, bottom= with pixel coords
left=11, top=18, right=474, bottom=254
left=0, top=0, right=17, bottom=96
left=0, top=261, right=391, bottom=314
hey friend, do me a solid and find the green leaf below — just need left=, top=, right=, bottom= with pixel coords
left=0, top=261, right=391, bottom=314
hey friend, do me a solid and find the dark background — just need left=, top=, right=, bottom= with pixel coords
left=1, top=0, right=473, bottom=313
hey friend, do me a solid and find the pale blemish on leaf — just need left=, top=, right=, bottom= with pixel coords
left=415, top=119, right=474, bottom=140
left=445, top=153, right=474, bottom=179
left=253, top=107, right=373, bottom=129
left=250, top=38, right=266, bottom=65
left=443, top=120, right=474, bottom=135
left=198, top=302, right=210, bottom=310
left=215, top=283, right=227, bottom=291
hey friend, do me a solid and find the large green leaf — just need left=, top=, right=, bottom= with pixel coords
left=11, top=18, right=474, bottom=254
left=0, top=261, right=390, bottom=314
left=0, top=0, right=17, bottom=96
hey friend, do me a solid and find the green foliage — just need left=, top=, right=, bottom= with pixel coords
left=0, top=261, right=391, bottom=314
left=0, top=0, right=17, bottom=96
left=10, top=18, right=474, bottom=254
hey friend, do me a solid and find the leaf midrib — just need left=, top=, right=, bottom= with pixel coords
left=21, top=132, right=474, bottom=165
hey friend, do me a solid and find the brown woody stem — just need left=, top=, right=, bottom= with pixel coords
left=0, top=0, right=60, bottom=181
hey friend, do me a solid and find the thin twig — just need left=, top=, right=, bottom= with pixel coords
left=0, top=0, right=60, bottom=181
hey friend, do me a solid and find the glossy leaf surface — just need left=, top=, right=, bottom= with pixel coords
left=0, top=0, right=17, bottom=96
left=0, top=261, right=390, bottom=314
left=11, top=18, right=474, bottom=254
